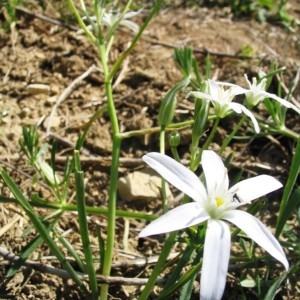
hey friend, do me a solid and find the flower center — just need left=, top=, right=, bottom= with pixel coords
left=215, top=197, right=224, bottom=207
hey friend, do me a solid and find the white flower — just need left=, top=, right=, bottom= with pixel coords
left=101, top=9, right=141, bottom=32
left=244, top=72, right=300, bottom=114
left=188, top=80, right=260, bottom=133
left=79, top=9, right=142, bottom=34
left=139, top=151, right=289, bottom=300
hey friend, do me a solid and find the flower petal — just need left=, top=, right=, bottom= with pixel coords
left=207, top=80, right=221, bottom=100
left=223, top=210, right=289, bottom=270
left=259, top=91, right=300, bottom=114
left=202, top=150, right=229, bottom=196
left=138, top=202, right=209, bottom=237
left=143, top=153, right=206, bottom=203
left=201, top=219, right=231, bottom=300
left=239, top=105, right=260, bottom=133
left=229, top=175, right=282, bottom=203
left=120, top=20, right=139, bottom=33
left=124, top=8, right=143, bottom=19
left=188, top=91, right=214, bottom=102
left=228, top=102, right=243, bottom=113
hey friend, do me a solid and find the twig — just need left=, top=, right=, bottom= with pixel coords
left=140, top=35, right=263, bottom=60
left=16, top=7, right=78, bottom=31
left=15, top=6, right=262, bottom=61
left=0, top=215, right=22, bottom=237
left=46, top=64, right=100, bottom=137
left=276, top=70, right=300, bottom=109
left=0, top=247, right=166, bottom=285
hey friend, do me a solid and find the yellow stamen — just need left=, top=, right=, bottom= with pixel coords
left=215, top=197, right=224, bottom=207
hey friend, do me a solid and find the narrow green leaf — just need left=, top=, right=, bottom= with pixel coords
left=276, top=138, right=300, bottom=237
left=7, top=235, right=43, bottom=277
left=0, top=168, right=88, bottom=295
left=161, top=247, right=194, bottom=294
left=74, top=150, right=99, bottom=298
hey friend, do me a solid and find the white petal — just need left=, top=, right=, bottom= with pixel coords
left=120, top=20, right=139, bottom=32
left=202, top=150, right=229, bottom=196
left=239, top=105, right=260, bottom=133
left=244, top=74, right=252, bottom=88
left=188, top=91, right=214, bottom=102
left=259, top=91, right=300, bottom=114
left=229, top=175, right=282, bottom=203
left=138, top=203, right=209, bottom=237
left=208, top=80, right=221, bottom=99
left=143, top=153, right=206, bottom=203
left=223, top=210, right=289, bottom=270
left=201, top=220, right=231, bottom=300
left=228, top=102, right=243, bottom=113
left=124, top=9, right=143, bottom=19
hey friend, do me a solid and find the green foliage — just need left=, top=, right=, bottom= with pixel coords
left=1, top=0, right=21, bottom=30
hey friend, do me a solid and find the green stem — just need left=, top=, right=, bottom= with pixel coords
left=100, top=136, right=121, bottom=299
left=139, top=231, right=177, bottom=300
left=202, top=117, right=220, bottom=151
left=160, top=128, right=168, bottom=213
left=100, top=43, right=121, bottom=298
left=0, top=196, right=158, bottom=221
left=219, top=115, right=246, bottom=154
left=190, top=118, right=220, bottom=171
left=276, top=125, right=299, bottom=140
left=109, top=0, right=164, bottom=80
left=74, top=151, right=99, bottom=299
left=67, top=0, right=95, bottom=43
left=0, top=168, right=89, bottom=296
left=170, top=147, right=181, bottom=162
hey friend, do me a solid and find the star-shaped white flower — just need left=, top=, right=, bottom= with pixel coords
left=243, top=72, right=300, bottom=114
left=100, top=9, right=142, bottom=33
left=79, top=9, right=142, bottom=35
left=188, top=80, right=260, bottom=133
left=139, top=151, right=289, bottom=300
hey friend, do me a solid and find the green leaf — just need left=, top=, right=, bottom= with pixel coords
left=7, top=235, right=43, bottom=277
left=158, top=76, right=190, bottom=127
left=276, top=138, right=300, bottom=237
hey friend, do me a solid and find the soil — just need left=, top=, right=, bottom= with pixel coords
left=0, top=1, right=299, bottom=299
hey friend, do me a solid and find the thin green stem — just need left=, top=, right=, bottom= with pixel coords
left=170, top=147, right=181, bottom=162
left=100, top=136, right=121, bottom=299
left=219, top=115, right=246, bottom=154
left=202, top=117, right=220, bottom=151
left=190, top=118, right=221, bottom=171
left=275, top=125, right=299, bottom=140
left=139, top=231, right=177, bottom=300
left=159, top=128, right=168, bottom=213
left=0, top=196, right=158, bottom=220
left=67, top=0, right=95, bottom=43
left=0, top=168, right=89, bottom=296
left=74, top=151, right=99, bottom=299
left=99, top=41, right=121, bottom=298
left=109, top=0, right=164, bottom=80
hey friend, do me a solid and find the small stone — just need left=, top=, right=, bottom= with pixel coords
left=25, top=83, right=50, bottom=94
left=117, top=168, right=173, bottom=202
left=43, top=115, right=61, bottom=129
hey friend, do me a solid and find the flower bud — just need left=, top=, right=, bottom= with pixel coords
left=168, top=131, right=181, bottom=148
left=158, top=76, right=190, bottom=127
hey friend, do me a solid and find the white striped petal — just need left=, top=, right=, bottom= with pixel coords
left=188, top=91, right=214, bottom=102
left=238, top=104, right=260, bottom=133
left=200, top=220, right=231, bottom=300
left=229, top=175, right=282, bottom=203
left=143, top=153, right=207, bottom=203
left=259, top=91, right=300, bottom=114
left=223, top=210, right=289, bottom=270
left=202, top=150, right=229, bottom=196
left=138, top=202, right=209, bottom=237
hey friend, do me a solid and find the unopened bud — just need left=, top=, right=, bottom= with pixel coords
left=168, top=131, right=180, bottom=148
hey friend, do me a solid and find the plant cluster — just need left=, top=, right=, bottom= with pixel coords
left=0, top=0, right=299, bottom=299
